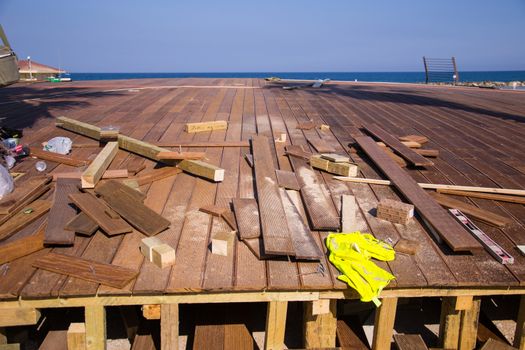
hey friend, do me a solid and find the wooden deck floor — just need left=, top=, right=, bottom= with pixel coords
left=1, top=78, right=525, bottom=301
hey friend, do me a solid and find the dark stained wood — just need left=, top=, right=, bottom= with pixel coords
left=32, top=252, right=138, bottom=289
left=232, top=198, right=260, bottom=240
left=0, top=220, right=45, bottom=265
left=0, top=199, right=51, bottom=241
left=355, top=136, right=482, bottom=253
left=306, top=136, right=336, bottom=153
left=393, top=334, right=428, bottom=350
left=436, top=189, right=525, bottom=205
left=275, top=169, right=301, bottom=190
left=44, top=178, right=79, bottom=245
left=95, top=179, right=146, bottom=203
left=64, top=212, right=98, bottom=236
left=336, top=319, right=369, bottom=350
left=0, top=176, right=51, bottom=214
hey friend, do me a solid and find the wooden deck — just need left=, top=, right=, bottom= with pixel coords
left=1, top=78, right=525, bottom=349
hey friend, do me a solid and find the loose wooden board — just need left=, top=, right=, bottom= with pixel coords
left=364, top=124, right=433, bottom=167
left=44, top=178, right=78, bottom=245
left=64, top=212, right=98, bottom=236
left=232, top=198, right=261, bottom=240
left=0, top=221, right=45, bottom=265
left=355, top=136, right=481, bottom=252
left=306, top=136, right=336, bottom=153
left=0, top=200, right=51, bottom=241
left=52, top=169, right=128, bottom=181
left=436, top=189, right=525, bottom=205
left=275, top=169, right=300, bottom=191
left=29, top=147, right=88, bottom=167
left=156, top=151, right=206, bottom=160
left=177, top=159, right=225, bottom=182
left=95, top=180, right=146, bottom=203
left=185, top=120, right=228, bottom=133
left=32, top=252, right=138, bottom=289
left=0, top=176, right=51, bottom=215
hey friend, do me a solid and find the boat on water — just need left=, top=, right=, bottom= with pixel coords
left=46, top=74, right=72, bottom=82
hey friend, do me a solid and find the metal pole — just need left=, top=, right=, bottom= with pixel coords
left=423, top=56, right=429, bottom=84
left=452, top=56, right=459, bottom=84
left=27, top=56, right=33, bottom=80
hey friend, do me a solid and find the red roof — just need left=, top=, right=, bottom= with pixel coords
left=18, top=60, right=66, bottom=74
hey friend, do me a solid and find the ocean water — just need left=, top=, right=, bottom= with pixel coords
left=69, top=71, right=525, bottom=83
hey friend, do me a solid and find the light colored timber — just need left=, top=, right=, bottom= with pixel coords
left=142, top=304, right=161, bottom=320
left=85, top=305, right=106, bottom=350
left=53, top=169, right=128, bottom=181
left=161, top=304, right=179, bottom=350
left=56, top=116, right=102, bottom=140
left=185, top=120, right=227, bottom=133
left=265, top=301, right=288, bottom=350
left=458, top=297, right=481, bottom=350
left=156, top=151, right=205, bottom=160
left=67, top=323, right=86, bottom=350
left=177, top=159, right=224, bottom=182
left=372, top=297, right=398, bottom=350
left=81, top=141, right=118, bottom=188
left=334, top=177, right=525, bottom=196
left=29, top=147, right=88, bottom=167
left=0, top=308, right=41, bottom=327
left=303, top=300, right=337, bottom=348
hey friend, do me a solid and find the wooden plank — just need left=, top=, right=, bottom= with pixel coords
left=275, top=169, right=300, bottom=191
left=156, top=151, right=206, bottom=160
left=85, top=305, right=105, bottom=350
left=287, top=146, right=340, bottom=230
left=428, top=192, right=512, bottom=227
left=0, top=308, right=40, bottom=327
left=185, top=120, right=228, bottom=133
left=44, top=178, right=78, bottom=245
left=232, top=198, right=260, bottom=240
left=81, top=142, right=119, bottom=188
left=251, top=136, right=294, bottom=256
left=393, top=334, right=428, bottom=350
left=285, top=145, right=313, bottom=160
left=0, top=176, right=51, bottom=215
left=440, top=297, right=461, bottom=349
left=481, top=338, right=518, bottom=350
left=307, top=136, right=336, bottom=153
left=399, top=135, right=429, bottom=144
left=334, top=176, right=525, bottom=196
left=32, top=252, right=138, bottom=289
left=458, top=297, right=481, bottom=350
left=69, top=193, right=133, bottom=236
left=372, top=297, right=398, bottom=350
left=29, top=147, right=87, bottom=167
left=155, top=141, right=250, bottom=148
left=0, top=220, right=45, bottom=265
left=355, top=136, right=482, bottom=253
left=96, top=184, right=170, bottom=236
left=304, top=300, right=337, bottom=348
left=67, top=323, right=86, bottom=350
left=64, top=212, right=98, bottom=236
left=161, top=304, right=179, bottom=350
left=264, top=301, right=288, bottom=350
left=52, top=169, right=128, bottom=181
left=0, top=200, right=51, bottom=241
left=415, top=149, right=439, bottom=158
left=96, top=179, right=146, bottom=202
left=365, top=124, right=433, bottom=167
left=193, top=324, right=224, bottom=350
left=341, top=194, right=358, bottom=233
left=117, top=134, right=172, bottom=163
left=436, top=189, right=525, bottom=205
left=177, top=159, right=224, bottom=182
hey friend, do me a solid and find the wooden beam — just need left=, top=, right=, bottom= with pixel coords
left=127, top=167, right=181, bottom=187
left=372, top=297, right=398, bottom=350
left=156, top=151, right=205, bottom=160
left=458, top=297, right=481, bottom=350
left=185, top=120, right=227, bottom=133
left=0, top=220, right=45, bottom=265
left=44, top=178, right=78, bottom=245
left=80, top=142, right=119, bottom=188
left=29, top=147, right=87, bottom=167
left=334, top=176, right=525, bottom=196
left=161, top=304, right=179, bottom=350
left=436, top=189, right=525, bottom=205
left=53, top=169, right=128, bottom=181
left=56, top=116, right=102, bottom=140
left=0, top=308, right=41, bottom=327
left=265, top=301, right=288, bottom=350
left=0, top=200, right=51, bottom=241
left=177, top=160, right=224, bottom=182
left=303, top=300, right=337, bottom=349
left=67, top=323, right=86, bottom=350
left=440, top=297, right=461, bottom=349
left=85, top=305, right=106, bottom=350
left=514, top=295, right=525, bottom=350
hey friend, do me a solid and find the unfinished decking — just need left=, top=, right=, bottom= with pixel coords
left=1, top=78, right=525, bottom=349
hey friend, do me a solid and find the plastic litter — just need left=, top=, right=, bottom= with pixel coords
left=43, top=136, right=72, bottom=155
left=35, top=161, right=47, bottom=172
left=0, top=164, right=14, bottom=199
left=4, top=155, right=15, bottom=169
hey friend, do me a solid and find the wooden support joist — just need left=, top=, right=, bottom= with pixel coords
left=85, top=305, right=106, bottom=350
left=265, top=301, right=288, bottom=350
left=156, top=151, right=206, bottom=160
left=177, top=159, right=224, bottom=182
left=81, top=142, right=119, bottom=188
left=0, top=308, right=41, bottom=327
left=161, top=304, right=179, bottom=350
left=67, top=323, right=86, bottom=350
left=303, top=300, right=337, bottom=349
left=185, top=120, right=227, bottom=133
left=333, top=177, right=525, bottom=197
left=355, top=136, right=481, bottom=252
left=0, top=200, right=51, bottom=241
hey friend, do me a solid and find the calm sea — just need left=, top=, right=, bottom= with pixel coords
left=69, top=71, right=525, bottom=83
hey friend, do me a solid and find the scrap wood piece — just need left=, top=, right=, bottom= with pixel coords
left=127, top=163, right=145, bottom=176
left=156, top=151, right=206, bottom=160
left=310, top=155, right=359, bottom=177
left=341, top=194, right=358, bottom=233
left=64, top=212, right=98, bottom=236
left=232, top=198, right=261, bottom=240
left=414, top=149, right=439, bottom=158
left=29, top=147, right=88, bottom=167
left=306, top=136, right=336, bottom=153
left=80, top=141, right=119, bottom=188
left=376, top=198, right=414, bottom=225
left=378, top=141, right=422, bottom=149
left=480, top=338, right=518, bottom=350
left=200, top=204, right=238, bottom=231
left=436, top=189, right=525, bottom=205
left=32, top=252, right=138, bottom=289
left=321, top=153, right=350, bottom=163
left=0, top=221, right=45, bottom=265
left=364, top=124, right=433, bottom=167
left=96, top=179, right=146, bottom=203
left=53, top=169, right=128, bottom=181
left=96, top=183, right=170, bottom=236
left=429, top=192, right=512, bottom=227
left=251, top=136, right=295, bottom=256
left=287, top=145, right=340, bottom=230
left=275, top=169, right=300, bottom=191
left=155, top=141, right=250, bottom=148
left=378, top=144, right=408, bottom=168
left=177, top=159, right=224, bottom=182
left=69, top=193, right=133, bottom=236
left=296, top=121, right=316, bottom=130
left=0, top=176, right=51, bottom=215
left=394, top=239, right=420, bottom=255
left=185, top=120, right=228, bottom=133
left=44, top=178, right=79, bottom=245
left=243, top=238, right=271, bottom=260
left=399, top=135, right=429, bottom=145
left=0, top=200, right=51, bottom=241
left=127, top=167, right=182, bottom=187
left=285, top=145, right=313, bottom=160
left=355, top=136, right=482, bottom=252
left=211, top=231, right=236, bottom=256
left=333, top=177, right=525, bottom=197
left=279, top=188, right=323, bottom=260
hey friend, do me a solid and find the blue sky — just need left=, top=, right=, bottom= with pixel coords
left=1, top=1, right=524, bottom=72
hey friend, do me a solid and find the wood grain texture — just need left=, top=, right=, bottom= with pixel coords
left=69, top=193, right=133, bottom=236
left=156, top=151, right=206, bottom=160
left=275, top=169, right=300, bottom=191
left=32, top=252, right=138, bottom=289
left=81, top=141, right=119, bottom=188
left=64, top=212, right=98, bottom=236
left=52, top=169, right=128, bottom=181
left=393, top=334, right=429, bottom=350
left=232, top=198, right=260, bottom=240
left=0, top=200, right=51, bottom=241
left=0, top=176, right=51, bottom=215
left=0, top=221, right=45, bottom=265
left=44, top=178, right=78, bottom=245
left=365, top=124, right=433, bottom=167
left=177, top=159, right=225, bottom=182
left=96, top=179, right=146, bottom=203
left=251, top=136, right=294, bottom=256
left=355, top=136, right=482, bottom=253
left=29, top=147, right=87, bottom=167
left=156, top=141, right=250, bottom=148
left=306, top=136, right=336, bottom=153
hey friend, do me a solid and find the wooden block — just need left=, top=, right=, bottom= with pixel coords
left=341, top=194, right=358, bottom=233
left=156, top=151, right=206, bottom=160
left=394, top=334, right=429, bottom=350
left=140, top=237, right=164, bottom=262
left=44, top=178, right=78, bottom=245
left=0, top=220, right=45, bottom=265
left=177, top=159, right=224, bottom=182
left=99, top=126, right=119, bottom=142
left=394, top=239, right=420, bottom=255
left=81, top=141, right=118, bottom=188
left=152, top=243, right=176, bottom=268
left=320, top=124, right=330, bottom=131
left=232, top=198, right=261, bottom=240
left=69, top=193, right=133, bottom=236
left=0, top=308, right=41, bottom=327
left=0, top=200, right=51, bottom=241
left=321, top=153, right=350, bottom=163
left=399, top=135, right=429, bottom=145
left=33, top=252, right=139, bottom=289
left=64, top=212, right=99, bottom=236
left=67, top=323, right=86, bottom=350
left=275, top=169, right=300, bottom=191
left=312, top=300, right=331, bottom=316
left=0, top=176, right=51, bottom=215
left=377, top=199, right=414, bottom=225
left=142, top=305, right=161, bottom=320
left=185, top=120, right=227, bottom=133
left=275, top=133, right=287, bottom=143
left=310, top=155, right=358, bottom=177
left=211, top=231, right=235, bottom=256
left=29, top=147, right=87, bottom=167
left=52, top=169, right=128, bottom=181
